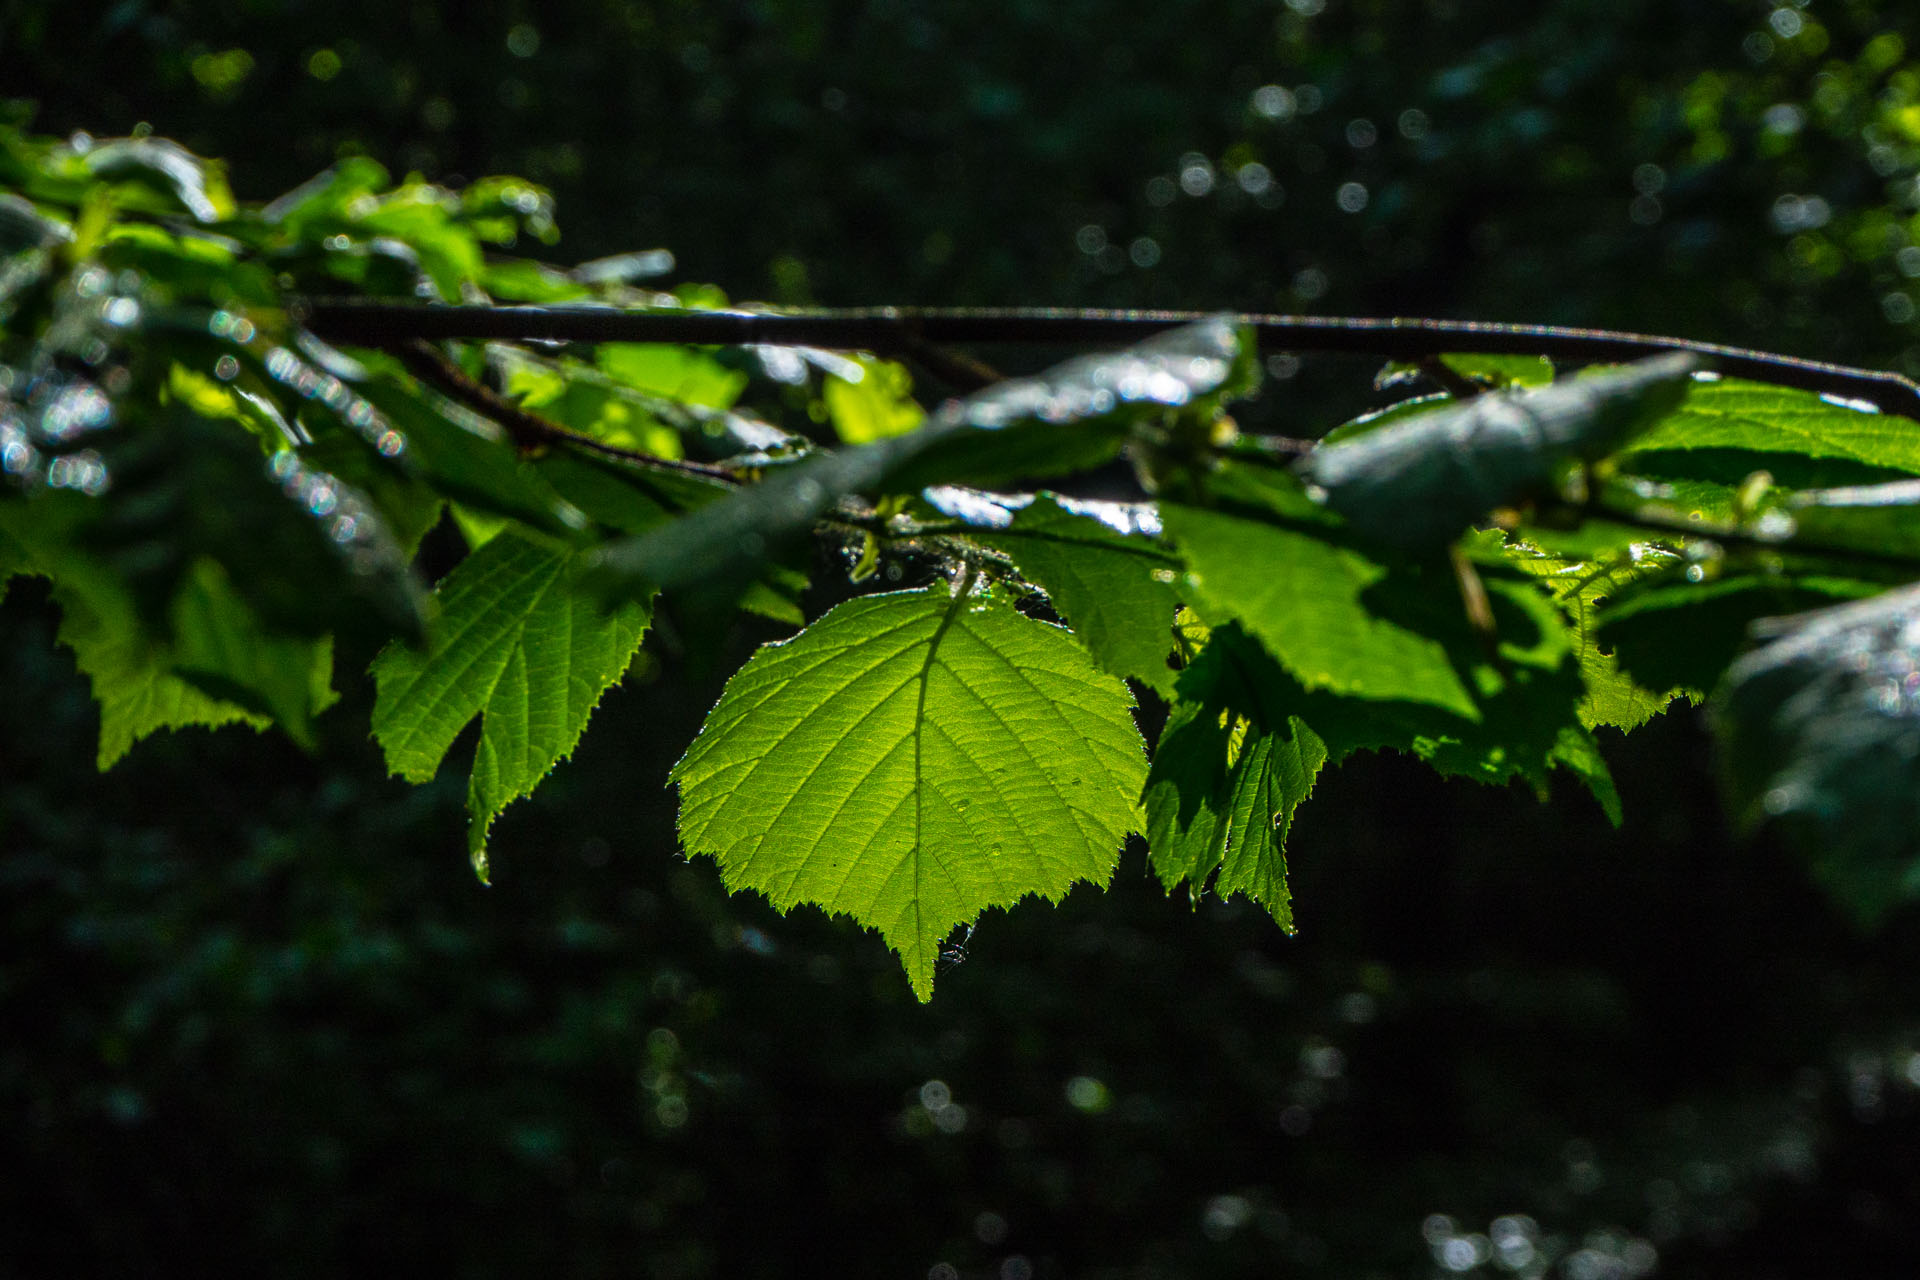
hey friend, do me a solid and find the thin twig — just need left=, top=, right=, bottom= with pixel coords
left=391, top=338, right=737, bottom=482
left=299, top=302, right=1920, bottom=421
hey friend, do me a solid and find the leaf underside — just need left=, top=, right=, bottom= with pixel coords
left=671, top=586, right=1148, bottom=1001
left=370, top=530, right=650, bottom=880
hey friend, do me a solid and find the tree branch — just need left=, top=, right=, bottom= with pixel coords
left=299, top=301, right=1920, bottom=420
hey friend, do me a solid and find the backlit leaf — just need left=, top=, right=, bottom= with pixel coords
left=824, top=355, right=925, bottom=444
left=1489, top=531, right=1686, bottom=730
left=671, top=585, right=1148, bottom=1001
left=941, top=490, right=1182, bottom=693
left=370, top=531, right=651, bottom=879
left=1165, top=497, right=1479, bottom=716
left=1145, top=633, right=1327, bottom=927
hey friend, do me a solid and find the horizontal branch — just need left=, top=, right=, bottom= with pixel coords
left=299, top=301, right=1920, bottom=420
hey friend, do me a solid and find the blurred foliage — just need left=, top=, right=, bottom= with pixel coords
left=13, top=0, right=1920, bottom=372
left=12, top=1, right=1920, bottom=1276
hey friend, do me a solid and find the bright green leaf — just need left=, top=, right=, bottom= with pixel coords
left=824, top=355, right=925, bottom=444
left=1489, top=531, right=1686, bottom=730
left=1165, top=500, right=1479, bottom=716
left=370, top=531, right=651, bottom=879
left=671, top=585, right=1148, bottom=1001
left=945, top=491, right=1182, bottom=693
left=596, top=343, right=747, bottom=410
left=1628, top=377, right=1920, bottom=476
left=1144, top=634, right=1328, bottom=926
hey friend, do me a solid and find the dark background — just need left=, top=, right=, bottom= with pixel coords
left=9, top=1, right=1920, bottom=1276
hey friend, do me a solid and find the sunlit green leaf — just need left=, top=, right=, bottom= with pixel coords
left=596, top=343, right=747, bottom=409
left=370, top=531, right=651, bottom=879
left=1629, top=377, right=1920, bottom=476
left=82, top=137, right=232, bottom=223
left=1488, top=530, right=1686, bottom=730
left=1144, top=632, right=1327, bottom=926
left=671, top=585, right=1148, bottom=1001
left=941, top=491, right=1182, bottom=693
left=824, top=355, right=924, bottom=444
left=1165, top=498, right=1479, bottom=716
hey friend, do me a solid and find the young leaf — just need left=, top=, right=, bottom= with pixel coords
left=671, top=585, right=1149, bottom=1001
left=370, top=531, right=651, bottom=880
left=1298, top=353, right=1697, bottom=550
left=1144, top=632, right=1329, bottom=927
left=1713, top=583, right=1920, bottom=925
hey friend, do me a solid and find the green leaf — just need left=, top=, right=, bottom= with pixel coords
left=671, top=585, right=1148, bottom=1001
left=587, top=319, right=1253, bottom=617
left=355, top=374, right=589, bottom=539
left=1441, top=353, right=1555, bottom=388
left=942, top=491, right=1183, bottom=693
left=1299, top=354, right=1697, bottom=550
left=1144, top=634, right=1328, bottom=926
left=500, top=354, right=685, bottom=459
left=1599, top=573, right=1882, bottom=698
left=596, top=343, right=747, bottom=410
left=886, top=316, right=1254, bottom=492
left=1164, top=496, right=1479, bottom=717
left=824, top=355, right=925, bottom=444
left=1628, top=377, right=1920, bottom=476
left=82, top=137, right=232, bottom=223
left=54, top=582, right=270, bottom=769
left=370, top=531, right=651, bottom=880
left=168, top=558, right=337, bottom=750
left=1607, top=446, right=1912, bottom=528
left=1785, top=478, right=1920, bottom=563
left=76, top=406, right=427, bottom=646
left=1488, top=531, right=1686, bottom=730
left=0, top=486, right=328, bottom=763
left=1712, top=583, right=1920, bottom=926
left=482, top=258, right=591, bottom=303
left=1178, top=617, right=1615, bottom=822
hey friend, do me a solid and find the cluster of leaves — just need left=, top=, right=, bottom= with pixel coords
left=6, top=126, right=1920, bottom=1000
